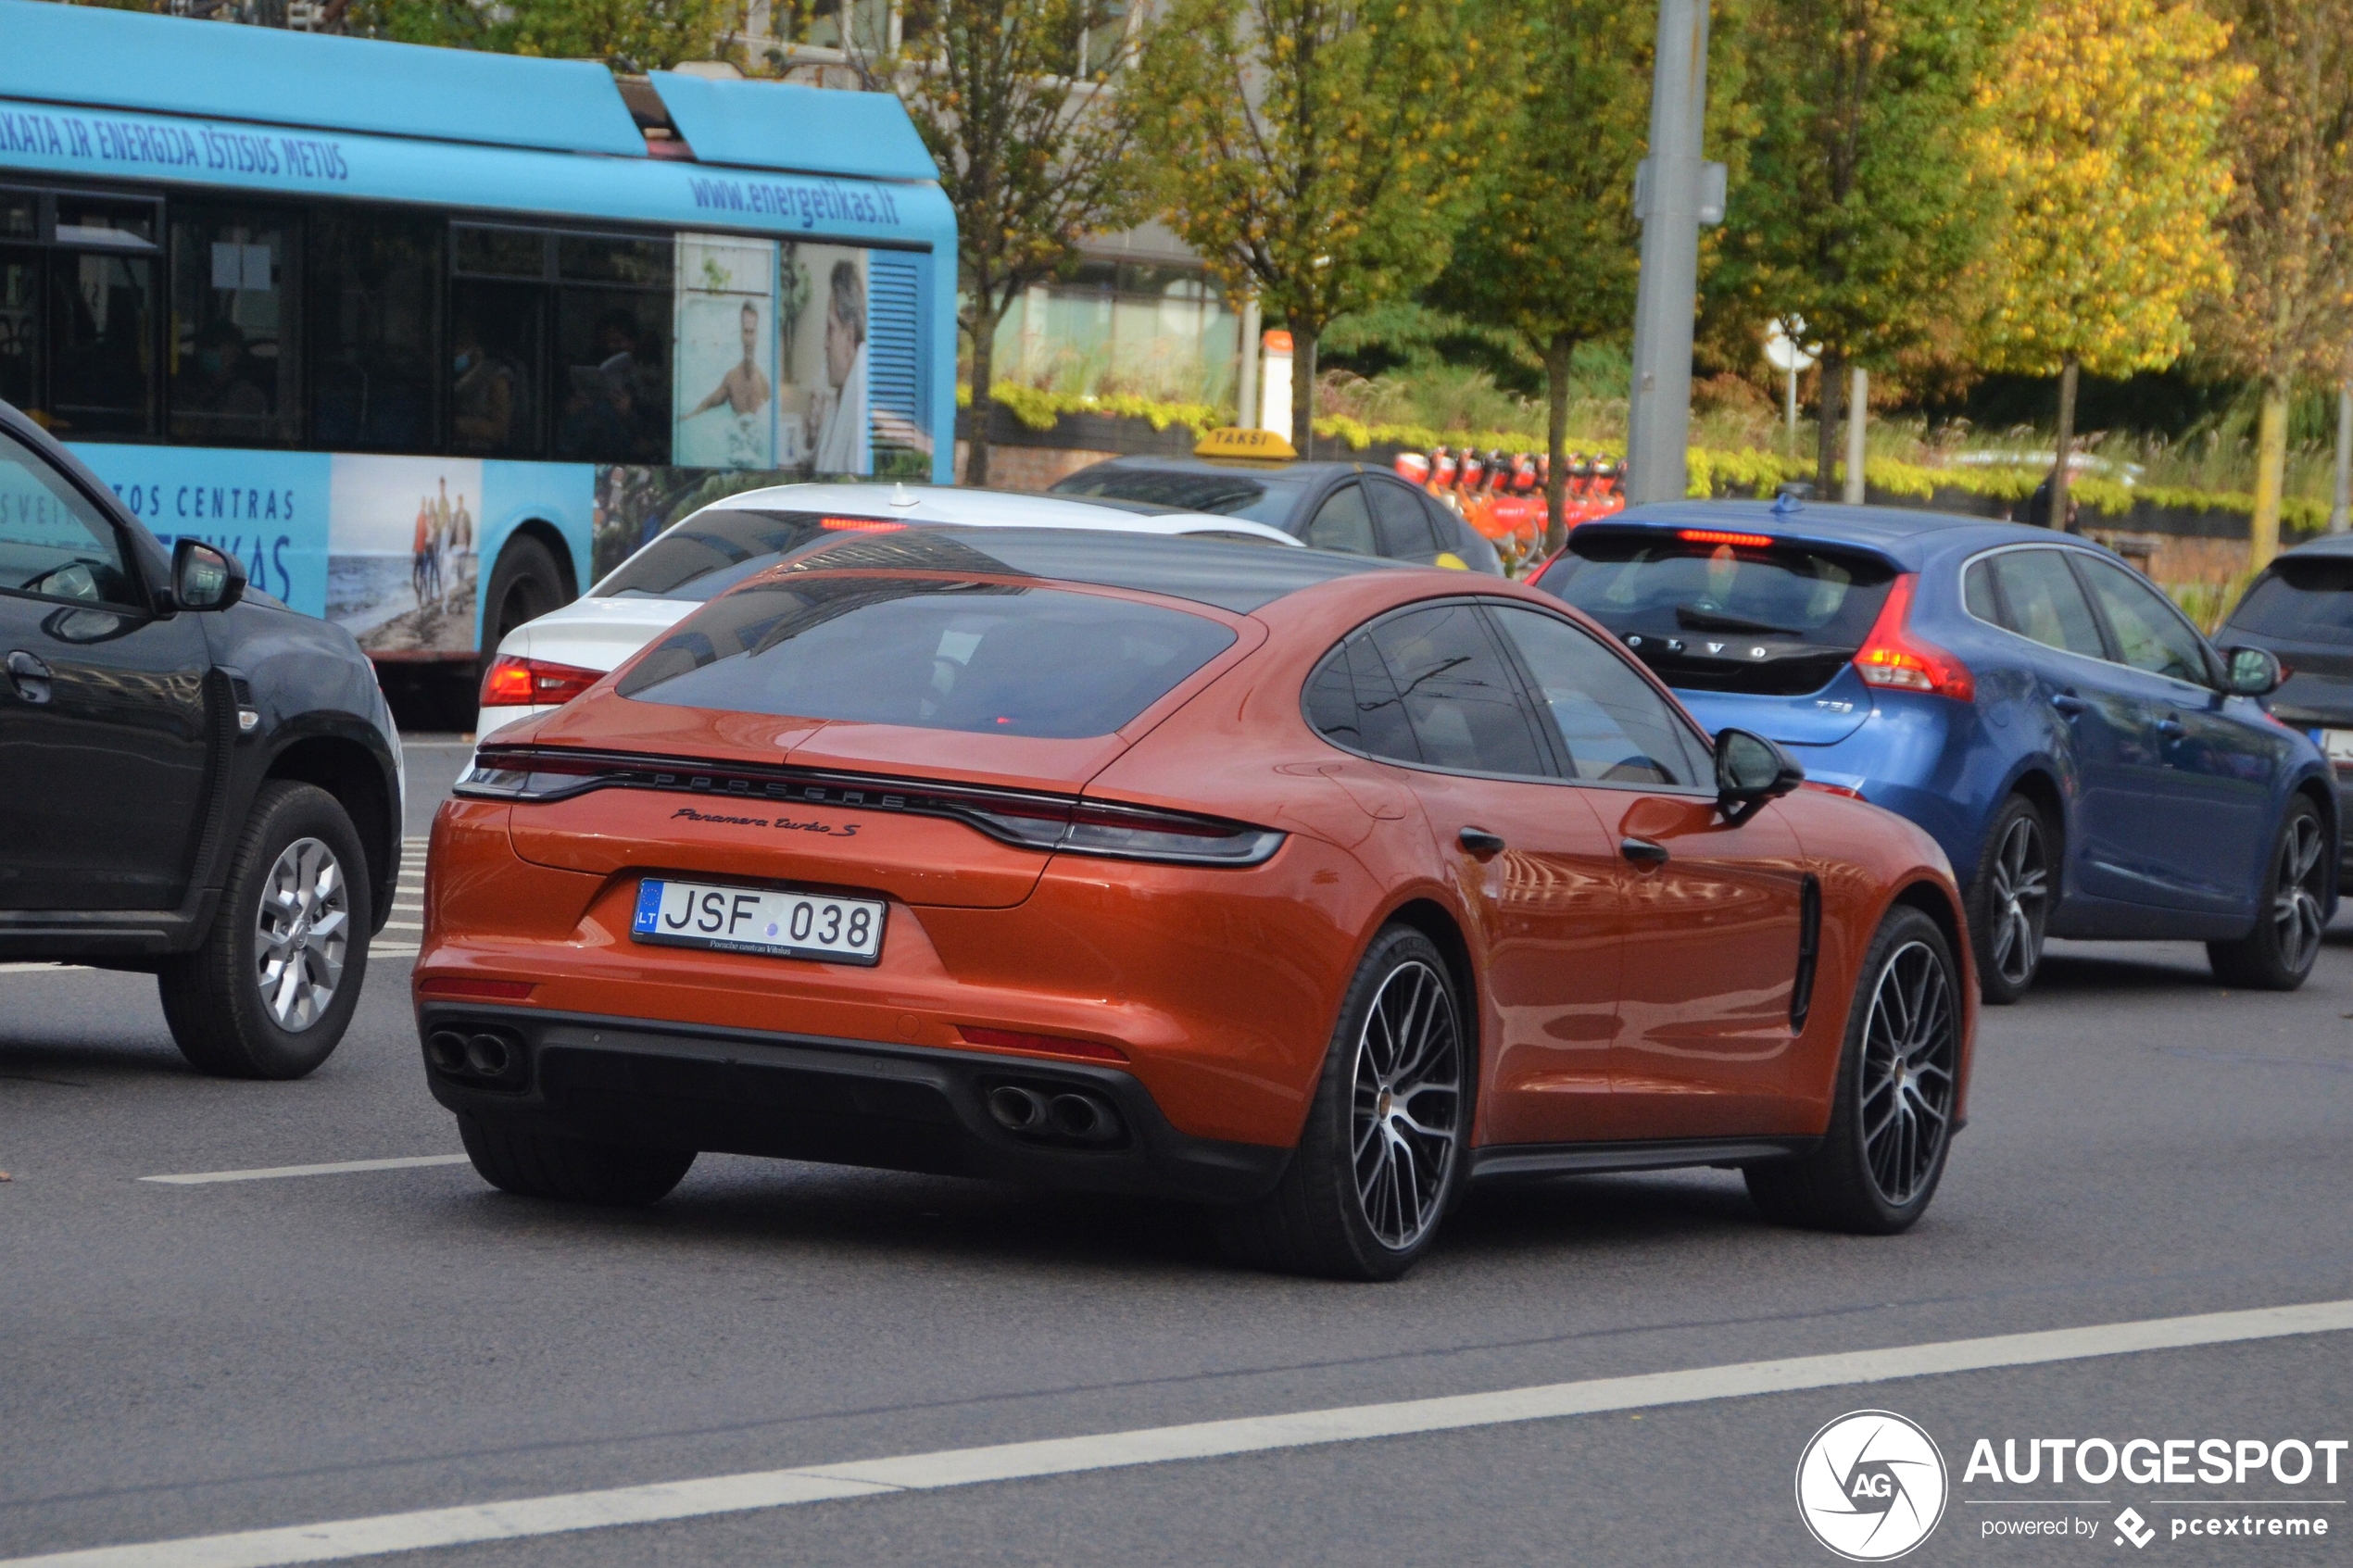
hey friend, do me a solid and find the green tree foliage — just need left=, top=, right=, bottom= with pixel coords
left=1718, top=0, right=2018, bottom=491
left=1431, top=0, right=1750, bottom=548
left=353, top=0, right=734, bottom=69
left=1130, top=0, right=1519, bottom=451
left=2202, top=0, right=2353, bottom=566
left=853, top=1, right=1152, bottom=485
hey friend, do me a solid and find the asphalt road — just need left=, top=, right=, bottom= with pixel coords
left=4, top=736, right=2349, bottom=1567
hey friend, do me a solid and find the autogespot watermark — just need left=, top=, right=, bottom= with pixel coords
left=1797, top=1416, right=2347, bottom=1557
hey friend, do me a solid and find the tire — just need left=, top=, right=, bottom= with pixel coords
left=158, top=781, right=371, bottom=1080
left=1212, top=926, right=1469, bottom=1281
left=481, top=533, right=567, bottom=654
left=2207, top=796, right=2328, bottom=992
left=457, top=1112, right=695, bottom=1206
left=1967, top=794, right=2052, bottom=1005
left=1746, top=905, right=1961, bottom=1235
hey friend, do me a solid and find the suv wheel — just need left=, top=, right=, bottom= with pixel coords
left=1213, top=926, right=1467, bottom=1280
left=2207, top=796, right=2327, bottom=991
left=158, top=781, right=371, bottom=1079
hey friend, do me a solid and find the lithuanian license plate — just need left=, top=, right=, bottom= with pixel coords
left=631, top=878, right=885, bottom=965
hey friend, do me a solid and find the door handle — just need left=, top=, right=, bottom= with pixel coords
left=6, top=650, right=51, bottom=705
left=1457, top=826, right=1505, bottom=856
left=1620, top=836, right=1669, bottom=865
left=2157, top=716, right=2186, bottom=739
left=2051, top=692, right=2086, bottom=717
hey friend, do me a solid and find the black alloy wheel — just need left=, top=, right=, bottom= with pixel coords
left=2208, top=797, right=2329, bottom=991
left=1214, top=925, right=1467, bottom=1280
left=1747, top=904, right=1961, bottom=1235
left=1969, top=795, right=2051, bottom=1005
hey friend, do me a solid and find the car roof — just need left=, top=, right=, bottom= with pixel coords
left=1580, top=499, right=2114, bottom=566
left=2277, top=533, right=2353, bottom=560
left=698, top=482, right=1300, bottom=545
left=771, top=524, right=1406, bottom=614
left=1073, top=455, right=1365, bottom=481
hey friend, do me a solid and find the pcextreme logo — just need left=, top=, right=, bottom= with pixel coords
left=1797, top=1410, right=1951, bottom=1562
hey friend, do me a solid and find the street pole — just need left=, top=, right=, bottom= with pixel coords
left=1843, top=366, right=1868, bottom=505
left=1785, top=364, right=1798, bottom=458
left=2333, top=381, right=2351, bottom=535
left=1624, top=0, right=1710, bottom=507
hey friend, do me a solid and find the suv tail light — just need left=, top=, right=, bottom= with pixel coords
left=1853, top=574, right=1974, bottom=702
left=480, top=656, right=605, bottom=710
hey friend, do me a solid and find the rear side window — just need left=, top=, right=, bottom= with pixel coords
left=1360, top=603, right=1549, bottom=775
left=1982, top=548, right=2106, bottom=659
left=1302, top=632, right=1420, bottom=762
left=2226, top=557, right=2353, bottom=645
left=1535, top=530, right=1895, bottom=696
left=1487, top=606, right=1707, bottom=787
left=618, top=576, right=1236, bottom=737
left=596, top=509, right=829, bottom=601
left=1365, top=480, right=1438, bottom=558
left=1303, top=483, right=1378, bottom=556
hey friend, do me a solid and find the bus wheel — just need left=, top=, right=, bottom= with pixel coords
left=484, top=533, right=566, bottom=649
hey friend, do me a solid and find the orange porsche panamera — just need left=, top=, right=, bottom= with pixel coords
left=416, top=526, right=1976, bottom=1279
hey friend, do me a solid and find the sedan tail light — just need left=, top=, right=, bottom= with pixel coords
left=480, top=656, right=605, bottom=710
left=1853, top=574, right=1974, bottom=702
left=453, top=746, right=1286, bottom=868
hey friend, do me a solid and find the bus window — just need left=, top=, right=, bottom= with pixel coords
left=169, top=204, right=301, bottom=447
left=308, top=208, right=442, bottom=452
left=554, top=234, right=672, bottom=465
left=1, top=245, right=34, bottom=423
left=450, top=223, right=548, bottom=458
left=47, top=196, right=158, bottom=439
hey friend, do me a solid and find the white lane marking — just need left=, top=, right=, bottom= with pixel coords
left=140, top=1155, right=468, bottom=1185
left=375, top=947, right=419, bottom=958
left=0, top=963, right=92, bottom=973
left=382, top=922, right=422, bottom=932
left=10, top=1298, right=2349, bottom=1568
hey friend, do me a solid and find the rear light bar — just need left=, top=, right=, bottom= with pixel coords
left=1678, top=528, right=1777, bottom=548
left=1852, top=573, right=1974, bottom=702
left=480, top=655, right=605, bottom=710
left=453, top=746, right=1287, bottom=868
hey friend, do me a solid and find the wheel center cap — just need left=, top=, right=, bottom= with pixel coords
left=1376, top=1088, right=1394, bottom=1120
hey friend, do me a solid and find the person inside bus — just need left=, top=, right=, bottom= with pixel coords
left=686, top=300, right=771, bottom=422
left=183, top=319, right=269, bottom=423
left=560, top=310, right=643, bottom=460
left=452, top=318, right=519, bottom=451
left=810, top=260, right=866, bottom=474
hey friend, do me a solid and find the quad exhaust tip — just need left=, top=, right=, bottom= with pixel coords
left=986, top=1084, right=1123, bottom=1146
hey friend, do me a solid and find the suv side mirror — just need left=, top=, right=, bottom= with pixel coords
left=1716, top=727, right=1804, bottom=822
left=173, top=537, right=245, bottom=612
left=2219, top=644, right=2283, bottom=697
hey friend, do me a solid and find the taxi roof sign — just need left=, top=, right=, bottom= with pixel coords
left=1195, top=427, right=1297, bottom=461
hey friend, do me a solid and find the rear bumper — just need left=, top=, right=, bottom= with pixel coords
left=417, top=1002, right=1290, bottom=1205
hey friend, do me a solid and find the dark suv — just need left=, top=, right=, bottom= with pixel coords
left=0, top=401, right=401, bottom=1077
left=2219, top=534, right=2353, bottom=877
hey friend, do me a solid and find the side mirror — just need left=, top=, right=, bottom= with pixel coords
left=173, top=537, right=245, bottom=612
left=1715, top=727, right=1804, bottom=821
left=2219, top=644, right=2282, bottom=697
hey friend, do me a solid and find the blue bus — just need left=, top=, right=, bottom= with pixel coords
left=0, top=0, right=955, bottom=696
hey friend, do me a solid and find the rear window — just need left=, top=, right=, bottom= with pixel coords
left=617, top=575, right=1237, bottom=738
left=1534, top=530, right=1896, bottom=696
left=596, top=509, right=837, bottom=601
left=1051, top=467, right=1307, bottom=527
left=2227, top=558, right=2353, bottom=646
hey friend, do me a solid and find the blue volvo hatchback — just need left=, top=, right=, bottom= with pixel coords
left=1532, top=499, right=2337, bottom=1000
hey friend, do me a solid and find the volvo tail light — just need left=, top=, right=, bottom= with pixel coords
left=479, top=656, right=605, bottom=709
left=1853, top=574, right=1974, bottom=701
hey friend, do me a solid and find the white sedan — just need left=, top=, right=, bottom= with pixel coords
left=476, top=483, right=1302, bottom=735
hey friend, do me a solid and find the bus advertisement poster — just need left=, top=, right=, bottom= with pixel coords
left=673, top=232, right=777, bottom=471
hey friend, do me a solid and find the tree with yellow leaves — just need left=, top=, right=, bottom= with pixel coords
left=1972, top=0, right=2243, bottom=532
left=2201, top=0, right=2353, bottom=567
left=1128, top=0, right=1520, bottom=451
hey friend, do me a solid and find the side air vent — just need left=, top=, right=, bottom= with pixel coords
left=867, top=250, right=927, bottom=477
left=1791, top=874, right=1823, bottom=1030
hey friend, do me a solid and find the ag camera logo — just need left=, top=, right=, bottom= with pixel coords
left=1796, top=1410, right=1950, bottom=1561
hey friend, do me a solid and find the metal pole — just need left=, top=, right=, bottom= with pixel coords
left=1624, top=0, right=1710, bottom=507
left=1237, top=296, right=1262, bottom=433
left=1843, top=365, right=1868, bottom=505
left=2334, top=381, right=2351, bottom=535
left=1785, top=363, right=1798, bottom=458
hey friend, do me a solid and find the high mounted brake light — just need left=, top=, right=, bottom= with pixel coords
left=1853, top=573, right=1974, bottom=701
left=819, top=517, right=908, bottom=532
left=452, top=746, right=1288, bottom=868
left=1678, top=528, right=1777, bottom=549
